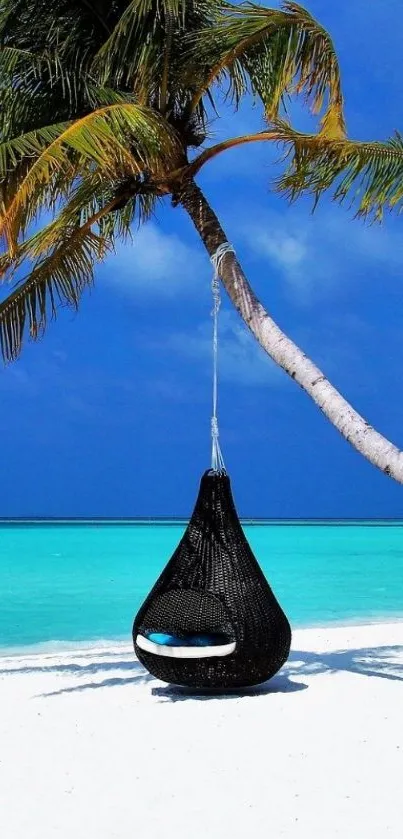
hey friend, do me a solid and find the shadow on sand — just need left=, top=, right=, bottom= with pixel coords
left=6, top=659, right=154, bottom=697
left=151, top=643, right=403, bottom=702
left=41, top=667, right=153, bottom=697
left=287, top=644, right=403, bottom=684
left=0, top=657, right=136, bottom=678
left=4, top=642, right=401, bottom=699
left=152, top=674, right=307, bottom=702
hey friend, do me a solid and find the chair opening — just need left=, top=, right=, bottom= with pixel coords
left=135, top=589, right=236, bottom=659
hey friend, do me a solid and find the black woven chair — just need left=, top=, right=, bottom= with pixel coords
left=133, top=470, right=291, bottom=689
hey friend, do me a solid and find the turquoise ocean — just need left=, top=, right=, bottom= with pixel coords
left=1, top=521, right=403, bottom=653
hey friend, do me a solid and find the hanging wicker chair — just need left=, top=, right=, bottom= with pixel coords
left=133, top=470, right=291, bottom=689
left=133, top=244, right=291, bottom=689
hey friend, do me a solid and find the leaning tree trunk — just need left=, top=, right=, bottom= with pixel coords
left=178, top=177, right=403, bottom=484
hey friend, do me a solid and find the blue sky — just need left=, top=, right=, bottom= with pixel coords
left=1, top=0, right=403, bottom=517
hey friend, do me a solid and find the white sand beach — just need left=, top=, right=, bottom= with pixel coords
left=1, top=622, right=402, bottom=839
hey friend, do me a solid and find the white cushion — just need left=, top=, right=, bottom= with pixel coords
left=136, top=634, right=236, bottom=659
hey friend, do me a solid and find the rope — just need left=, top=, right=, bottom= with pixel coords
left=210, top=242, right=235, bottom=473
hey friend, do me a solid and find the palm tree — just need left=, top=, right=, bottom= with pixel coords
left=1, top=0, right=403, bottom=481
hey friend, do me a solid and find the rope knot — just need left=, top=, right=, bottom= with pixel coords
left=210, top=242, right=235, bottom=279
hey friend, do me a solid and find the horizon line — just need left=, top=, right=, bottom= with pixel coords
left=1, top=516, right=403, bottom=525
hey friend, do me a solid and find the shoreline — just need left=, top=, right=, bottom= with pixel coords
left=2, top=613, right=403, bottom=659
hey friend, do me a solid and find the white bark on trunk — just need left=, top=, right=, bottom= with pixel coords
left=179, top=179, right=403, bottom=484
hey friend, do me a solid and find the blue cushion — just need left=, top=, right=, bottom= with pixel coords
left=147, top=632, right=184, bottom=647
left=146, top=631, right=229, bottom=647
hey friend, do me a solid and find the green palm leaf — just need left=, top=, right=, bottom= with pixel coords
left=0, top=214, right=112, bottom=363
left=0, top=162, right=161, bottom=362
left=0, top=181, right=160, bottom=362
left=0, top=103, right=179, bottom=251
left=187, top=2, right=344, bottom=134
left=274, top=123, right=403, bottom=220
left=0, top=168, right=158, bottom=281
left=93, top=0, right=188, bottom=92
left=0, top=232, right=107, bottom=363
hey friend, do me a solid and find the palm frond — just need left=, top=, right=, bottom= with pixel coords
left=0, top=173, right=160, bottom=361
left=0, top=46, right=66, bottom=138
left=187, top=1, right=344, bottom=135
left=0, top=122, right=70, bottom=179
left=275, top=122, right=403, bottom=220
left=93, top=0, right=185, bottom=90
left=0, top=103, right=179, bottom=252
left=0, top=0, right=139, bottom=138
left=0, top=44, right=92, bottom=137
left=0, top=173, right=108, bottom=279
left=0, top=185, right=123, bottom=364
left=0, top=45, right=45, bottom=76
left=0, top=168, right=158, bottom=282
left=0, top=226, right=109, bottom=362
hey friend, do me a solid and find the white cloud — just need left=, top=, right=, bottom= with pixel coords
left=157, top=310, right=285, bottom=388
left=103, top=223, right=206, bottom=297
left=235, top=205, right=403, bottom=304
left=253, top=226, right=308, bottom=273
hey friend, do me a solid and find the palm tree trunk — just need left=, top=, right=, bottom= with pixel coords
left=178, top=177, right=403, bottom=484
